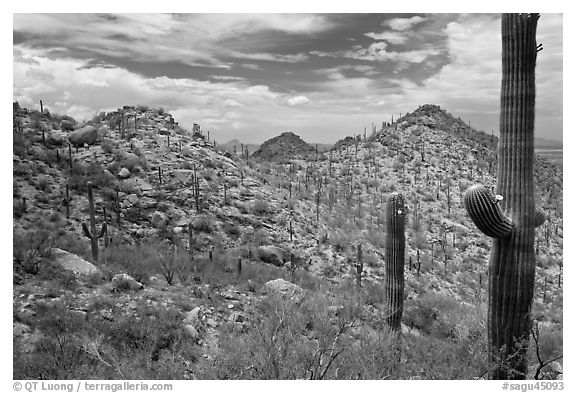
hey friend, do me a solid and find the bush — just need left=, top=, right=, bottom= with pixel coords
left=194, top=216, right=213, bottom=233
left=103, top=242, right=158, bottom=284
left=101, top=139, right=116, bottom=154
left=14, top=297, right=198, bottom=379
left=13, top=227, right=58, bottom=275
left=37, top=176, right=51, bottom=192
left=252, top=199, right=270, bottom=215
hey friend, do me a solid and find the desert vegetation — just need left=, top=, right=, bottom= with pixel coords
left=13, top=15, right=562, bottom=381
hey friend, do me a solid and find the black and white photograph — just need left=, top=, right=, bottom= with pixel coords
left=12, top=8, right=564, bottom=385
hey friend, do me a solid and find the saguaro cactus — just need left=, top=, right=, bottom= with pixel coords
left=463, top=14, right=545, bottom=380
left=385, top=192, right=406, bottom=333
left=82, top=182, right=107, bottom=263
left=355, top=244, right=363, bottom=288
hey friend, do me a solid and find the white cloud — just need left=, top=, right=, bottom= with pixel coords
left=383, top=16, right=426, bottom=31
left=226, top=50, right=308, bottom=63
left=365, top=31, right=409, bottom=44
left=224, top=99, right=243, bottom=107
left=241, top=63, right=262, bottom=70
left=211, top=75, right=245, bottom=81
left=78, top=79, right=109, bottom=87
left=314, top=41, right=439, bottom=65
left=288, top=96, right=310, bottom=106
left=13, top=14, right=331, bottom=69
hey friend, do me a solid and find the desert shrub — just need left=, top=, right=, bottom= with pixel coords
left=201, top=290, right=364, bottom=379
left=37, top=176, right=52, bottom=192
left=101, top=139, right=116, bottom=154
left=68, top=161, right=113, bottom=192
left=36, top=259, right=79, bottom=290
left=157, top=241, right=188, bottom=285
left=252, top=199, right=270, bottom=215
left=114, top=153, right=143, bottom=174
left=533, top=322, right=563, bottom=367
left=14, top=298, right=198, bottom=380
left=103, top=242, right=158, bottom=284
left=13, top=131, right=31, bottom=156
left=85, top=271, right=106, bottom=288
left=223, top=221, right=241, bottom=239
left=13, top=226, right=59, bottom=275
left=194, top=216, right=213, bottom=233
left=55, top=232, right=92, bottom=262
left=363, top=253, right=380, bottom=268
left=403, top=293, right=485, bottom=341
left=252, top=228, right=270, bottom=246
left=329, top=230, right=351, bottom=252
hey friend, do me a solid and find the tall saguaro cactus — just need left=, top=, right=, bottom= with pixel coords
left=385, top=192, right=406, bottom=333
left=463, top=14, right=544, bottom=380
left=82, top=182, right=107, bottom=263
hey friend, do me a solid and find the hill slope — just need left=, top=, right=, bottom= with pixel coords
left=12, top=103, right=563, bottom=380
left=252, top=131, right=315, bottom=161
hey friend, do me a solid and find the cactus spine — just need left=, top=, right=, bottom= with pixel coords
left=463, top=14, right=544, bottom=380
left=82, top=182, right=107, bottom=263
left=385, top=192, right=406, bottom=333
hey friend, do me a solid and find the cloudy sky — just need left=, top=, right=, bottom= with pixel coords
left=13, top=13, right=563, bottom=143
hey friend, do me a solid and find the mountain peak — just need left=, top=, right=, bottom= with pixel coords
left=253, top=131, right=315, bottom=161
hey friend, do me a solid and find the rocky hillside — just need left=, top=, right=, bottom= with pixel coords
left=13, top=103, right=563, bottom=380
left=252, top=131, right=315, bottom=161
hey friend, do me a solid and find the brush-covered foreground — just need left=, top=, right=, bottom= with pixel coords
left=13, top=104, right=562, bottom=379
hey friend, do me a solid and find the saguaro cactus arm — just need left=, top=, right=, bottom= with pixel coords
left=463, top=184, right=514, bottom=238
left=534, top=209, right=547, bottom=228
left=464, top=184, right=546, bottom=237
left=82, top=222, right=107, bottom=239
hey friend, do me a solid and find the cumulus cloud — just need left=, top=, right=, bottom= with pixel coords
left=383, top=16, right=426, bottom=31
left=13, top=13, right=331, bottom=69
left=312, top=42, right=439, bottom=65
left=226, top=50, right=309, bottom=63
left=287, top=96, right=310, bottom=106
left=78, top=79, right=109, bottom=87
left=365, top=31, right=409, bottom=44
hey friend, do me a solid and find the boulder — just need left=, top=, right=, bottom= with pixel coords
left=68, top=126, right=99, bottom=146
left=173, top=169, right=194, bottom=184
left=262, top=278, right=303, bottom=299
left=151, top=211, right=168, bottom=228
left=111, top=273, right=144, bottom=292
left=183, top=324, right=199, bottom=340
left=60, top=119, right=75, bottom=131
left=52, top=248, right=100, bottom=275
left=541, top=361, right=563, bottom=380
left=258, top=245, right=289, bottom=267
left=184, top=307, right=202, bottom=325
left=125, top=193, right=140, bottom=206
left=118, top=167, right=131, bottom=179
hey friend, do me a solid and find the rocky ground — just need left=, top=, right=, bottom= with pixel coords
left=12, top=103, right=563, bottom=380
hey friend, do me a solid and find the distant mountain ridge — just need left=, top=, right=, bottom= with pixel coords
left=535, top=137, right=562, bottom=149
